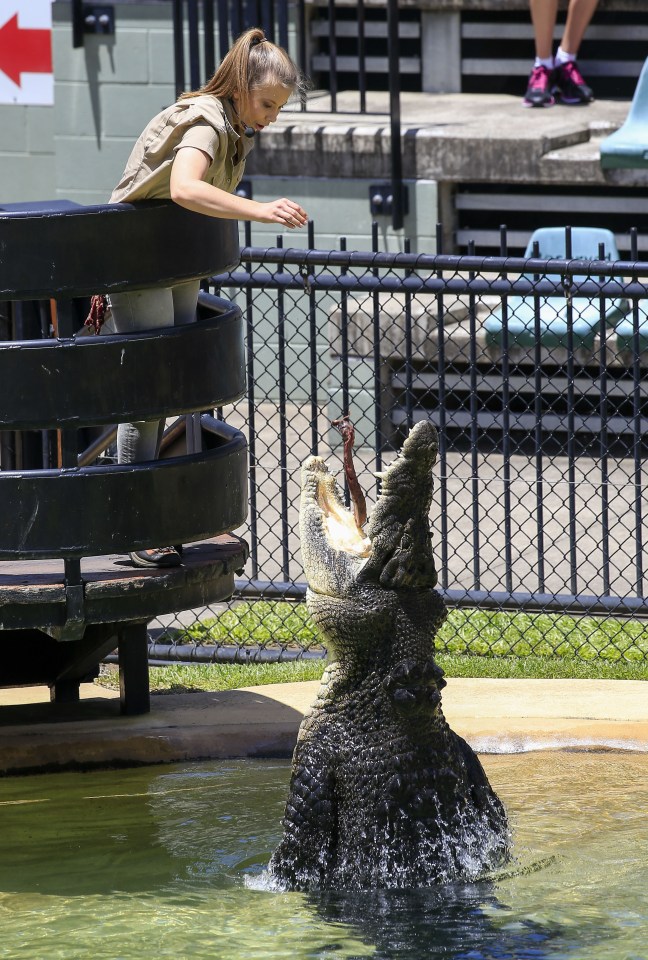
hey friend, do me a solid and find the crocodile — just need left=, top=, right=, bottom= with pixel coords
left=268, top=419, right=510, bottom=891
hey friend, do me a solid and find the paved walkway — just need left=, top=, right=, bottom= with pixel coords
left=0, top=678, right=645, bottom=776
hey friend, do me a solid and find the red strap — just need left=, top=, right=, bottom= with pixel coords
left=84, top=294, right=108, bottom=334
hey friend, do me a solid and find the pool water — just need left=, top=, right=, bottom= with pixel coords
left=0, top=751, right=646, bottom=960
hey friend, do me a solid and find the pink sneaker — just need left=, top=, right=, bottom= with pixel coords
left=523, top=65, right=555, bottom=108
left=553, top=60, right=594, bottom=105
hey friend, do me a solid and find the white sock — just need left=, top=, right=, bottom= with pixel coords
left=534, top=56, right=554, bottom=70
left=555, top=47, right=576, bottom=66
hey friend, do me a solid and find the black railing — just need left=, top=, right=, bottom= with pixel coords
left=171, top=0, right=405, bottom=228
left=206, top=227, right=648, bottom=627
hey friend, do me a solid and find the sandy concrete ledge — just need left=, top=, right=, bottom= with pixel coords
left=0, top=678, right=646, bottom=776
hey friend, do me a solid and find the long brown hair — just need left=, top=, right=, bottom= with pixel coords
left=179, top=27, right=308, bottom=110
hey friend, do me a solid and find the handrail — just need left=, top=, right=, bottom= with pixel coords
left=212, top=243, right=648, bottom=278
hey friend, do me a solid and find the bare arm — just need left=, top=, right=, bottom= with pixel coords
left=169, top=146, right=308, bottom=228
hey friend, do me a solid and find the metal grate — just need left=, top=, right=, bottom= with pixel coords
left=149, top=225, right=648, bottom=666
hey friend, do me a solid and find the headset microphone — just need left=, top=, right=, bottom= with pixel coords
left=244, top=126, right=256, bottom=138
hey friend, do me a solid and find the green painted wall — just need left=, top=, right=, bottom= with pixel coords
left=246, top=176, right=438, bottom=253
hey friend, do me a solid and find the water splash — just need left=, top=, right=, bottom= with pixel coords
left=269, top=795, right=511, bottom=892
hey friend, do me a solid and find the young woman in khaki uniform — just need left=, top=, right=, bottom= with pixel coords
left=102, top=28, right=308, bottom=568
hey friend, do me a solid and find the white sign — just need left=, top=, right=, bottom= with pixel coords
left=0, top=1, right=53, bottom=105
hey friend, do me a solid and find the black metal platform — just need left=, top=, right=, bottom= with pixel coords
left=1, top=201, right=248, bottom=715
left=0, top=535, right=248, bottom=715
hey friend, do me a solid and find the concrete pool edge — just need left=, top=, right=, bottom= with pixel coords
left=0, top=678, right=646, bottom=775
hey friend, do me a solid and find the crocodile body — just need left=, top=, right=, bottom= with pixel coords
left=269, top=421, right=510, bottom=890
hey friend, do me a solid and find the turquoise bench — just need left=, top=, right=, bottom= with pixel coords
left=484, top=227, right=627, bottom=361
left=614, top=308, right=648, bottom=364
left=600, top=57, right=648, bottom=170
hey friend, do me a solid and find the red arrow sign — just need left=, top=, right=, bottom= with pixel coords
left=0, top=14, right=52, bottom=87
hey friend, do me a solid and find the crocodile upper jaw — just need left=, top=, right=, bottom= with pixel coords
left=299, top=420, right=440, bottom=598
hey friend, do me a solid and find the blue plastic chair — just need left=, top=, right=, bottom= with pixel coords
left=614, top=307, right=648, bottom=362
left=484, top=227, right=627, bottom=357
left=600, top=57, right=648, bottom=170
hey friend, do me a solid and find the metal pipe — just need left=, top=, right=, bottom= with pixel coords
left=217, top=0, right=229, bottom=59
left=339, top=236, right=350, bottom=441
left=435, top=588, right=648, bottom=618
left=597, top=240, right=610, bottom=597
left=232, top=578, right=648, bottom=618
left=276, top=236, right=291, bottom=581
left=172, top=0, right=185, bottom=98
left=212, top=270, right=648, bottom=300
left=327, top=0, right=337, bottom=112
left=78, top=414, right=206, bottom=468
left=228, top=248, right=648, bottom=278
left=499, top=226, right=513, bottom=595
left=386, top=0, right=404, bottom=230
left=244, top=253, right=260, bottom=580
left=564, top=227, right=579, bottom=597
left=630, top=227, right=645, bottom=598
left=277, top=0, right=288, bottom=50
left=435, top=223, right=449, bottom=592
left=203, top=0, right=216, bottom=80
left=235, top=578, right=306, bottom=599
left=106, top=644, right=326, bottom=665
left=532, top=239, right=546, bottom=594
left=371, top=221, right=383, bottom=478
left=78, top=426, right=117, bottom=467
left=467, top=240, right=481, bottom=591
left=307, top=220, right=319, bottom=455
left=357, top=0, right=367, bottom=113
left=187, top=0, right=200, bottom=91
left=404, top=237, right=414, bottom=431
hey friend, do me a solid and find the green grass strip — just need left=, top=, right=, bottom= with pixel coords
left=94, top=600, right=648, bottom=692
left=159, top=600, right=648, bottom=664
left=96, top=651, right=647, bottom=695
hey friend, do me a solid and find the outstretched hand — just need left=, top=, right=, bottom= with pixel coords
left=260, top=198, right=308, bottom=229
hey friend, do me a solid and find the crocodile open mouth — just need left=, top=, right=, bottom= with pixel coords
left=300, top=419, right=440, bottom=595
left=316, top=472, right=372, bottom=558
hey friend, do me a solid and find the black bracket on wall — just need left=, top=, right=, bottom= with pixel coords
left=72, top=1, right=115, bottom=48
left=369, top=184, right=409, bottom=219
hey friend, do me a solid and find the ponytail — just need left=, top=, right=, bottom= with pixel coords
left=179, top=27, right=308, bottom=107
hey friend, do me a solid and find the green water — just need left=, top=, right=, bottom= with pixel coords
left=0, top=752, right=645, bottom=959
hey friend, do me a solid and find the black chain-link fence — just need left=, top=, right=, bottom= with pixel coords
left=151, top=224, right=648, bottom=666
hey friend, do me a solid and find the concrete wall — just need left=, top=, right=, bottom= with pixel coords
left=52, top=2, right=177, bottom=205
left=0, top=101, right=56, bottom=202
left=0, top=3, right=175, bottom=205
left=0, top=2, right=438, bottom=254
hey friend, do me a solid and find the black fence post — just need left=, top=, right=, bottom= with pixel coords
left=172, top=0, right=186, bottom=98
left=387, top=0, right=404, bottom=231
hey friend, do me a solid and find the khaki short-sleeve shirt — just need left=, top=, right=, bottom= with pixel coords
left=110, top=95, right=254, bottom=204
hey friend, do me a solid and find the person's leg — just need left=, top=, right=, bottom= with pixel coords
left=530, top=0, right=559, bottom=61
left=108, top=287, right=181, bottom=568
left=109, top=287, right=175, bottom=463
left=560, top=0, right=599, bottom=56
left=524, top=0, right=559, bottom=107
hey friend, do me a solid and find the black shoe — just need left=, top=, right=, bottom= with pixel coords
left=553, top=60, right=594, bottom=104
left=523, top=64, right=555, bottom=108
left=129, top=546, right=182, bottom=568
